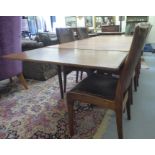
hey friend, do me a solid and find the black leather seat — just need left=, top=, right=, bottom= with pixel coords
left=72, top=74, right=117, bottom=100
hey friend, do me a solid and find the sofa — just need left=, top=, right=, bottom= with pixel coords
left=22, top=32, right=58, bottom=81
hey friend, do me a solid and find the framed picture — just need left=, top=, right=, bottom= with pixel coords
left=65, top=16, right=77, bottom=27
left=85, top=16, right=93, bottom=27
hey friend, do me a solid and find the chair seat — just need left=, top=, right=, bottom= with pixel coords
left=71, top=74, right=118, bottom=100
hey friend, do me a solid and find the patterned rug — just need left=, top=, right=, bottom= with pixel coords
left=0, top=72, right=112, bottom=139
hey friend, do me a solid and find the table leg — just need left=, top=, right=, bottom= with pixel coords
left=57, top=65, right=64, bottom=99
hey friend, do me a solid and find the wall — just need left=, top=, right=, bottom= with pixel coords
left=76, top=17, right=85, bottom=27
left=147, top=16, right=155, bottom=43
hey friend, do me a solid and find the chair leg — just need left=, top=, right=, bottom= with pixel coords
left=129, top=80, right=133, bottom=105
left=80, top=71, right=83, bottom=80
left=17, top=73, right=28, bottom=89
left=76, top=71, right=79, bottom=83
left=126, top=100, right=131, bottom=120
left=136, top=60, right=141, bottom=87
left=126, top=95, right=131, bottom=120
left=134, top=76, right=137, bottom=92
left=66, top=95, right=75, bottom=137
left=57, top=65, right=64, bottom=99
left=136, top=75, right=139, bottom=87
left=115, top=109, right=123, bottom=139
left=63, top=72, right=67, bottom=93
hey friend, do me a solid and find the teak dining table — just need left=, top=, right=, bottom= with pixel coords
left=48, top=35, right=133, bottom=51
left=2, top=35, right=133, bottom=99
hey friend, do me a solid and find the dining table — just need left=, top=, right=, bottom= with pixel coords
left=2, top=35, right=133, bottom=99
left=48, top=35, right=133, bottom=51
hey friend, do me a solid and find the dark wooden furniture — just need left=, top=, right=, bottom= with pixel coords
left=3, top=35, right=133, bottom=99
left=97, top=32, right=124, bottom=35
left=125, top=16, right=148, bottom=35
left=48, top=35, right=132, bottom=97
left=50, top=35, right=133, bottom=51
left=56, top=28, right=75, bottom=43
left=133, top=23, right=152, bottom=91
left=101, top=25, right=119, bottom=32
left=95, top=16, right=116, bottom=32
left=2, top=48, right=128, bottom=99
left=76, top=27, right=93, bottom=81
left=56, top=28, right=78, bottom=93
left=76, top=27, right=89, bottom=39
left=66, top=23, right=150, bottom=139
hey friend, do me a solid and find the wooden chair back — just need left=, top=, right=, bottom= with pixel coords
left=76, top=27, right=89, bottom=39
left=116, top=22, right=150, bottom=100
left=56, top=28, right=75, bottom=43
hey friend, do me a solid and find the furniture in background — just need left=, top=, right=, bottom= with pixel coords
left=76, top=27, right=94, bottom=81
left=134, top=23, right=152, bottom=91
left=35, top=32, right=58, bottom=46
left=95, top=16, right=116, bottom=32
left=56, top=28, right=75, bottom=43
left=101, top=25, right=119, bottom=32
left=22, top=32, right=58, bottom=81
left=22, top=39, right=44, bottom=51
left=3, top=47, right=128, bottom=100
left=76, top=27, right=89, bottom=39
left=125, top=16, right=148, bottom=35
left=47, top=35, right=132, bottom=99
left=56, top=28, right=79, bottom=93
left=66, top=23, right=150, bottom=139
left=0, top=16, right=28, bottom=89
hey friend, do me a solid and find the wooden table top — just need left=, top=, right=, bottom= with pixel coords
left=49, top=35, right=133, bottom=51
left=2, top=47, right=128, bottom=71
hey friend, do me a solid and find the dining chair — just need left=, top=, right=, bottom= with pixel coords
left=56, top=28, right=93, bottom=93
left=66, top=22, right=150, bottom=139
left=134, top=23, right=152, bottom=91
left=56, top=28, right=78, bottom=93
left=76, top=27, right=91, bottom=81
left=76, top=27, right=89, bottom=39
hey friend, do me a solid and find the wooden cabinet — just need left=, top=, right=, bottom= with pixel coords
left=125, top=16, right=148, bottom=35
left=95, top=16, right=116, bottom=32
left=101, top=25, right=119, bottom=32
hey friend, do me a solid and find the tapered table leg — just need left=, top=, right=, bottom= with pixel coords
left=57, top=65, right=64, bottom=99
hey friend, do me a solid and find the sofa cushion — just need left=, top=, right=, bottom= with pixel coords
left=36, top=32, right=58, bottom=46
left=22, top=39, right=43, bottom=51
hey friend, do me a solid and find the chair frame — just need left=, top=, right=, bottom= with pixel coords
left=66, top=23, right=150, bottom=139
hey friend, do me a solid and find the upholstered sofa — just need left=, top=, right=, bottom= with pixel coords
left=22, top=32, right=58, bottom=81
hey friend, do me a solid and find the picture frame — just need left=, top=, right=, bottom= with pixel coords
left=65, top=16, right=77, bottom=27
left=85, top=16, right=93, bottom=27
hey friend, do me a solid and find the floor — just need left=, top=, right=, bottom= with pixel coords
left=0, top=53, right=155, bottom=139
left=103, top=52, right=155, bottom=139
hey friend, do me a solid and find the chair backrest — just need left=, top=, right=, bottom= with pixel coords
left=56, top=28, right=75, bottom=44
left=76, top=27, right=89, bottom=39
left=116, top=22, right=150, bottom=100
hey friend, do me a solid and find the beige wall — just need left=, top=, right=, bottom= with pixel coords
left=147, top=16, right=155, bottom=43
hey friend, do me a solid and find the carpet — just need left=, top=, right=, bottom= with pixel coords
left=0, top=72, right=111, bottom=139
